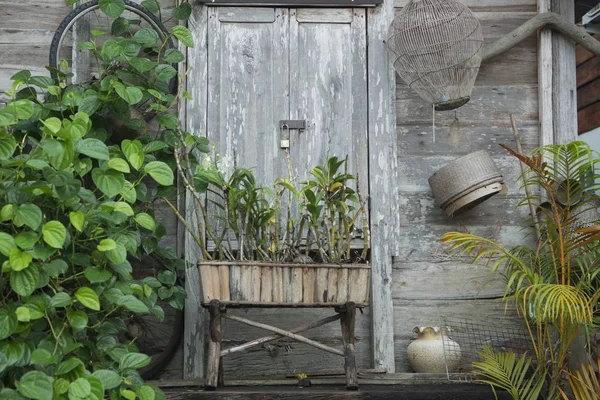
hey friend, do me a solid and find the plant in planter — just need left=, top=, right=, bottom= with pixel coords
left=168, top=141, right=370, bottom=304
left=0, top=1, right=194, bottom=398
left=442, top=141, right=600, bottom=399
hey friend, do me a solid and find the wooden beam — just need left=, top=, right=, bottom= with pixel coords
left=184, top=4, right=209, bottom=381
left=221, top=314, right=345, bottom=357
left=367, top=0, right=398, bottom=373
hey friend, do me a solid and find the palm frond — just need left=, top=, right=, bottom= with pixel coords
left=567, top=360, right=600, bottom=400
left=472, top=346, right=544, bottom=400
left=441, top=233, right=529, bottom=274
left=523, top=283, right=594, bottom=325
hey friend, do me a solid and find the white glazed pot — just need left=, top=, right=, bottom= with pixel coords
left=407, top=326, right=461, bottom=373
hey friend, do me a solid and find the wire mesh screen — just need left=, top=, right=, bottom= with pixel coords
left=440, top=317, right=534, bottom=378
left=387, top=0, right=484, bottom=111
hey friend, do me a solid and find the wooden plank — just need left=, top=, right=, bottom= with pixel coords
left=578, top=101, right=600, bottom=134
left=272, top=267, right=283, bottom=302
left=576, top=34, right=600, bottom=66
left=326, top=269, right=339, bottom=303
left=0, top=29, right=55, bottom=67
left=260, top=266, right=274, bottom=303
left=296, top=8, right=353, bottom=23
left=302, top=267, right=315, bottom=303
left=396, top=222, right=530, bottom=264
left=397, top=121, right=539, bottom=158
left=367, top=0, right=397, bottom=373
left=0, top=2, right=70, bottom=30
left=337, top=268, right=349, bottom=303
left=184, top=4, right=209, bottom=381
left=397, top=192, right=530, bottom=225
left=392, top=261, right=507, bottom=300
left=222, top=340, right=371, bottom=378
left=538, top=0, right=553, bottom=150
left=576, top=78, right=600, bottom=110
left=163, top=385, right=511, bottom=400
left=551, top=0, right=577, bottom=144
left=396, top=85, right=539, bottom=124
left=218, top=7, right=275, bottom=22
left=576, top=56, right=600, bottom=88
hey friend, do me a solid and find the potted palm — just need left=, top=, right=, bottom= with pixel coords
left=442, top=141, right=600, bottom=399
left=167, top=138, right=371, bottom=306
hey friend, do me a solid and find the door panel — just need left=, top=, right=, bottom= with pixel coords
left=289, top=8, right=368, bottom=195
left=207, top=7, right=289, bottom=183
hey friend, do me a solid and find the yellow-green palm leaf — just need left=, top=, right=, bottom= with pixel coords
left=524, top=284, right=594, bottom=325
left=472, top=346, right=544, bottom=400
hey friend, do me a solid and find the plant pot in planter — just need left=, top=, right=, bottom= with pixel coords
left=428, top=150, right=504, bottom=216
left=198, top=261, right=370, bottom=306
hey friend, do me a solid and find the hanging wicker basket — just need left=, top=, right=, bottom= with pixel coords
left=428, top=151, right=504, bottom=216
left=387, top=0, right=484, bottom=111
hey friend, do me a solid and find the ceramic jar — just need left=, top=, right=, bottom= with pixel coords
left=407, top=326, right=461, bottom=373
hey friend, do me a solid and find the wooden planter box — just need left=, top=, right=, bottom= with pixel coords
left=199, top=261, right=370, bottom=305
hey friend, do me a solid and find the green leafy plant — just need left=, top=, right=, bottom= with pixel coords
left=170, top=143, right=369, bottom=263
left=0, top=0, right=194, bottom=398
left=442, top=141, right=600, bottom=399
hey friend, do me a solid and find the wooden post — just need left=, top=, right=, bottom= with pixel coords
left=338, top=302, right=358, bottom=390
left=205, top=300, right=222, bottom=390
left=184, top=4, right=209, bottom=380
left=551, top=0, right=577, bottom=143
left=367, top=0, right=398, bottom=373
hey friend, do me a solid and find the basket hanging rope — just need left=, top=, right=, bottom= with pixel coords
left=387, top=0, right=484, bottom=111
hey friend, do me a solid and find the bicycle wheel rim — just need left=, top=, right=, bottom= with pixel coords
left=49, top=0, right=177, bottom=95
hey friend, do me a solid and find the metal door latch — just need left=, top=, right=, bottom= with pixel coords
left=279, top=120, right=306, bottom=149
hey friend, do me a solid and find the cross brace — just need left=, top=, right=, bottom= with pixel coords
left=203, top=300, right=359, bottom=391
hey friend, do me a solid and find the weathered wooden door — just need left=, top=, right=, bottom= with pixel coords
left=205, top=6, right=368, bottom=189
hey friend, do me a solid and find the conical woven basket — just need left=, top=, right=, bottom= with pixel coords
left=429, top=151, right=504, bottom=216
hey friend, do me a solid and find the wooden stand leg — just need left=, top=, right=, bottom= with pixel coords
left=205, top=300, right=222, bottom=390
left=218, top=356, right=224, bottom=388
left=339, top=301, right=358, bottom=390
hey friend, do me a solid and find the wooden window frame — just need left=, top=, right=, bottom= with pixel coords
left=196, top=0, right=383, bottom=7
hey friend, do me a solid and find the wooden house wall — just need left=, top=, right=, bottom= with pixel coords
left=576, top=34, right=600, bottom=134
left=0, top=0, right=69, bottom=102
left=393, top=0, right=538, bottom=372
left=1, top=0, right=545, bottom=380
